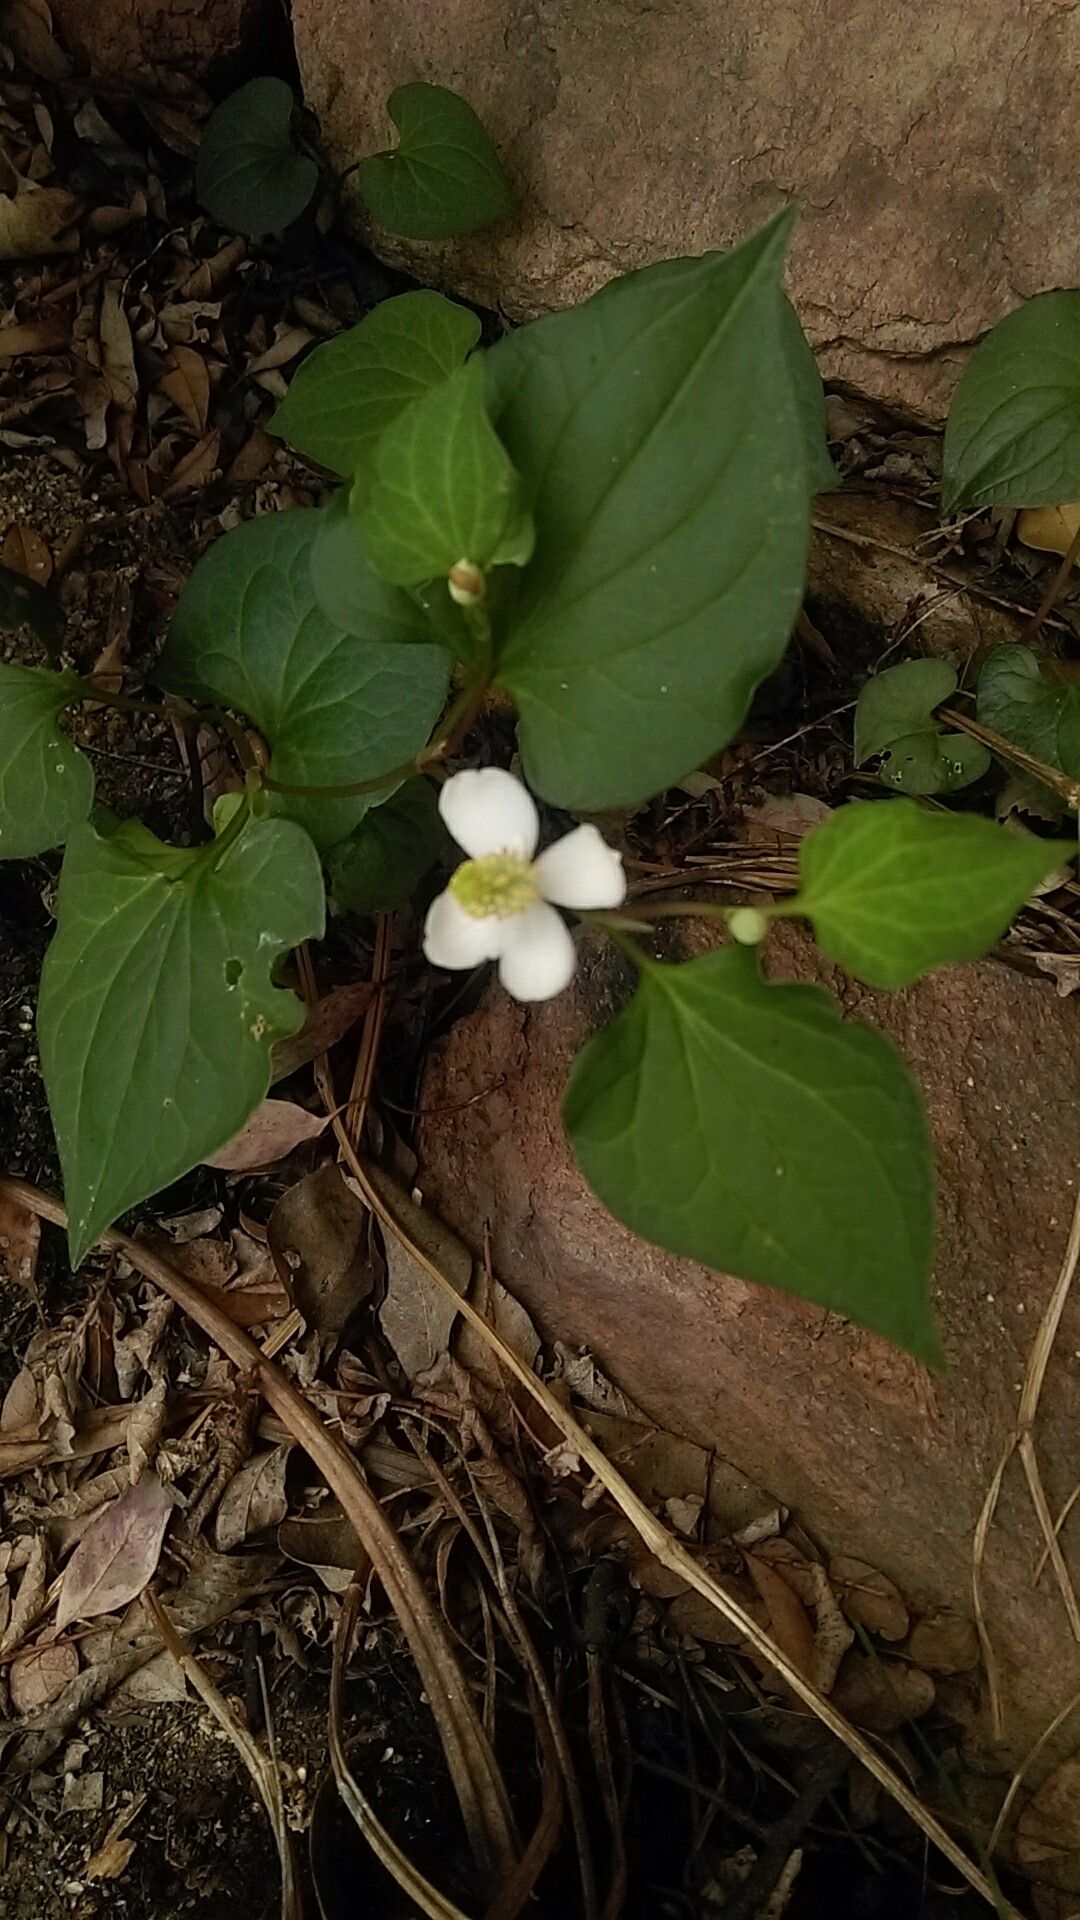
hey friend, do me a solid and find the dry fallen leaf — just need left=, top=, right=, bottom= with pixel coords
left=1036, top=952, right=1080, bottom=997
left=745, top=1551, right=817, bottom=1682
left=831, top=1654, right=935, bottom=1733
left=829, top=1556, right=909, bottom=1642
left=84, top=1792, right=146, bottom=1881
left=271, top=981, right=373, bottom=1081
left=56, top=1473, right=174, bottom=1631
left=205, top=1097, right=328, bottom=1172
left=163, top=428, right=221, bottom=496
left=1017, top=503, right=1080, bottom=563
left=159, top=343, right=210, bottom=433
left=0, top=523, right=52, bottom=586
left=0, top=1190, right=41, bottom=1293
left=214, top=1443, right=292, bottom=1551
left=10, top=1636, right=79, bottom=1714
left=268, top=1163, right=375, bottom=1339
left=0, top=180, right=80, bottom=257
left=1, top=1532, right=47, bottom=1656
left=1016, top=1754, right=1080, bottom=1866
left=905, top=1607, right=979, bottom=1674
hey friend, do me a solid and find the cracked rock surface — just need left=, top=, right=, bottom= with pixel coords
left=294, top=0, right=1080, bottom=421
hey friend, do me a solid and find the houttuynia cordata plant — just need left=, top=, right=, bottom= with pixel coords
left=3, top=169, right=1076, bottom=1366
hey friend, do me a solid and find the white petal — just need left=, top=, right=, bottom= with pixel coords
left=438, top=768, right=539, bottom=860
left=532, top=823, right=627, bottom=909
left=423, top=889, right=503, bottom=971
left=497, top=902, right=577, bottom=1001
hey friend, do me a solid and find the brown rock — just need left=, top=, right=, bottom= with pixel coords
left=293, top=0, right=1080, bottom=423
left=52, top=0, right=258, bottom=77
left=419, top=925, right=1080, bottom=1761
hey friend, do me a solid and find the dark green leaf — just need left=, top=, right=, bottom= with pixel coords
left=0, top=663, right=93, bottom=859
left=325, top=778, right=446, bottom=914
left=270, top=291, right=481, bottom=478
left=788, top=798, right=1065, bottom=987
left=308, top=491, right=469, bottom=656
left=977, top=644, right=1080, bottom=778
left=197, top=78, right=317, bottom=238
left=39, top=815, right=325, bottom=1266
left=942, top=292, right=1080, bottom=511
left=563, top=945, right=938, bottom=1359
left=854, top=659, right=990, bottom=795
left=160, top=509, right=450, bottom=849
left=486, top=215, right=812, bottom=810
left=358, top=83, right=513, bottom=241
left=781, top=297, right=837, bottom=495
left=354, top=358, right=531, bottom=587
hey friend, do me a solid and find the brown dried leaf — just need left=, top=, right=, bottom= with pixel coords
left=227, top=426, right=276, bottom=486
left=126, top=1378, right=167, bottom=1484
left=163, top=428, right=220, bottom=496
left=1036, top=952, right=1080, bottom=997
left=456, top=1261, right=541, bottom=1391
left=0, top=1190, right=41, bottom=1292
left=906, top=1608, right=979, bottom=1674
left=98, top=284, right=137, bottom=409
left=10, top=1636, right=79, bottom=1714
left=271, top=982, right=373, bottom=1082
left=1017, top=1755, right=1080, bottom=1865
left=84, top=1793, right=146, bottom=1881
left=0, top=0, right=72, bottom=80
left=829, top=1556, right=909, bottom=1642
left=1, top=1533, right=47, bottom=1655
left=159, top=343, right=210, bottom=433
left=1017, top=503, right=1080, bottom=563
left=0, top=315, right=70, bottom=356
left=831, top=1654, right=935, bottom=1733
left=278, top=1503, right=365, bottom=1580
left=746, top=1552, right=817, bottom=1682
left=0, top=523, right=52, bottom=587
left=56, top=1474, right=174, bottom=1630
left=0, top=180, right=79, bottom=256
left=214, top=1443, right=292, bottom=1551
left=205, top=1098, right=328, bottom=1172
left=268, top=1163, right=375, bottom=1339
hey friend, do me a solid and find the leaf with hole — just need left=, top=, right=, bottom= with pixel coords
left=325, top=777, right=447, bottom=914
left=354, top=357, right=532, bottom=587
left=942, top=292, right=1080, bottom=511
left=854, top=659, right=990, bottom=795
left=358, top=83, right=513, bottom=241
left=785, top=799, right=1066, bottom=987
left=485, top=214, right=812, bottom=809
left=160, top=508, right=450, bottom=848
left=39, top=815, right=325, bottom=1266
left=197, top=78, right=317, bottom=239
left=0, top=663, right=94, bottom=859
left=977, top=644, right=1080, bottom=779
left=563, top=945, right=938, bottom=1359
left=271, top=290, right=481, bottom=478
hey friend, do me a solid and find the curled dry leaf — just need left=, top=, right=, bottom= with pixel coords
left=159, top=343, right=210, bottom=433
left=214, top=1442, right=292, bottom=1551
left=205, top=1096, right=328, bottom=1172
left=1017, top=503, right=1080, bottom=563
left=745, top=1551, right=817, bottom=1682
left=84, top=1793, right=146, bottom=1881
left=906, top=1607, right=980, bottom=1674
left=829, top=1556, right=909, bottom=1642
left=1016, top=1754, right=1080, bottom=1866
left=10, top=1637, right=79, bottom=1714
left=831, top=1654, right=935, bottom=1733
left=56, top=1473, right=174, bottom=1631
left=268, top=1162, right=374, bottom=1339
left=1, top=1532, right=47, bottom=1656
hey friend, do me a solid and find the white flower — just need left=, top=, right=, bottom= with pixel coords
left=423, top=768, right=626, bottom=1001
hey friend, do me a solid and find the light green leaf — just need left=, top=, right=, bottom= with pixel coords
left=485, top=215, right=812, bottom=810
left=354, top=357, right=531, bottom=587
left=270, top=291, right=481, bottom=478
left=786, top=799, right=1065, bottom=988
left=39, top=815, right=325, bottom=1266
left=358, top=83, right=513, bottom=241
left=942, top=292, right=1080, bottom=511
left=196, top=78, right=317, bottom=239
left=977, top=644, right=1080, bottom=778
left=854, top=659, right=990, bottom=795
left=563, top=945, right=938, bottom=1360
left=308, top=492, right=469, bottom=658
left=160, top=509, right=450, bottom=848
left=325, top=777, right=446, bottom=914
left=0, top=663, right=93, bottom=859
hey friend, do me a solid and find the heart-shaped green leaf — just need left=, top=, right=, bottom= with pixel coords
left=943, top=292, right=1080, bottom=511
left=485, top=214, right=812, bottom=810
left=854, top=659, right=990, bottom=795
left=781, top=296, right=837, bottom=496
left=308, top=492, right=468, bottom=657
left=977, top=644, right=1080, bottom=778
left=0, top=663, right=93, bottom=859
left=358, top=83, right=513, bottom=241
left=563, top=944, right=938, bottom=1360
left=197, top=78, right=318, bottom=239
left=39, top=815, right=325, bottom=1266
left=787, top=799, right=1065, bottom=988
left=354, top=358, right=532, bottom=587
left=160, top=509, right=450, bottom=848
left=270, top=291, right=481, bottom=478
left=325, top=777, right=446, bottom=914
